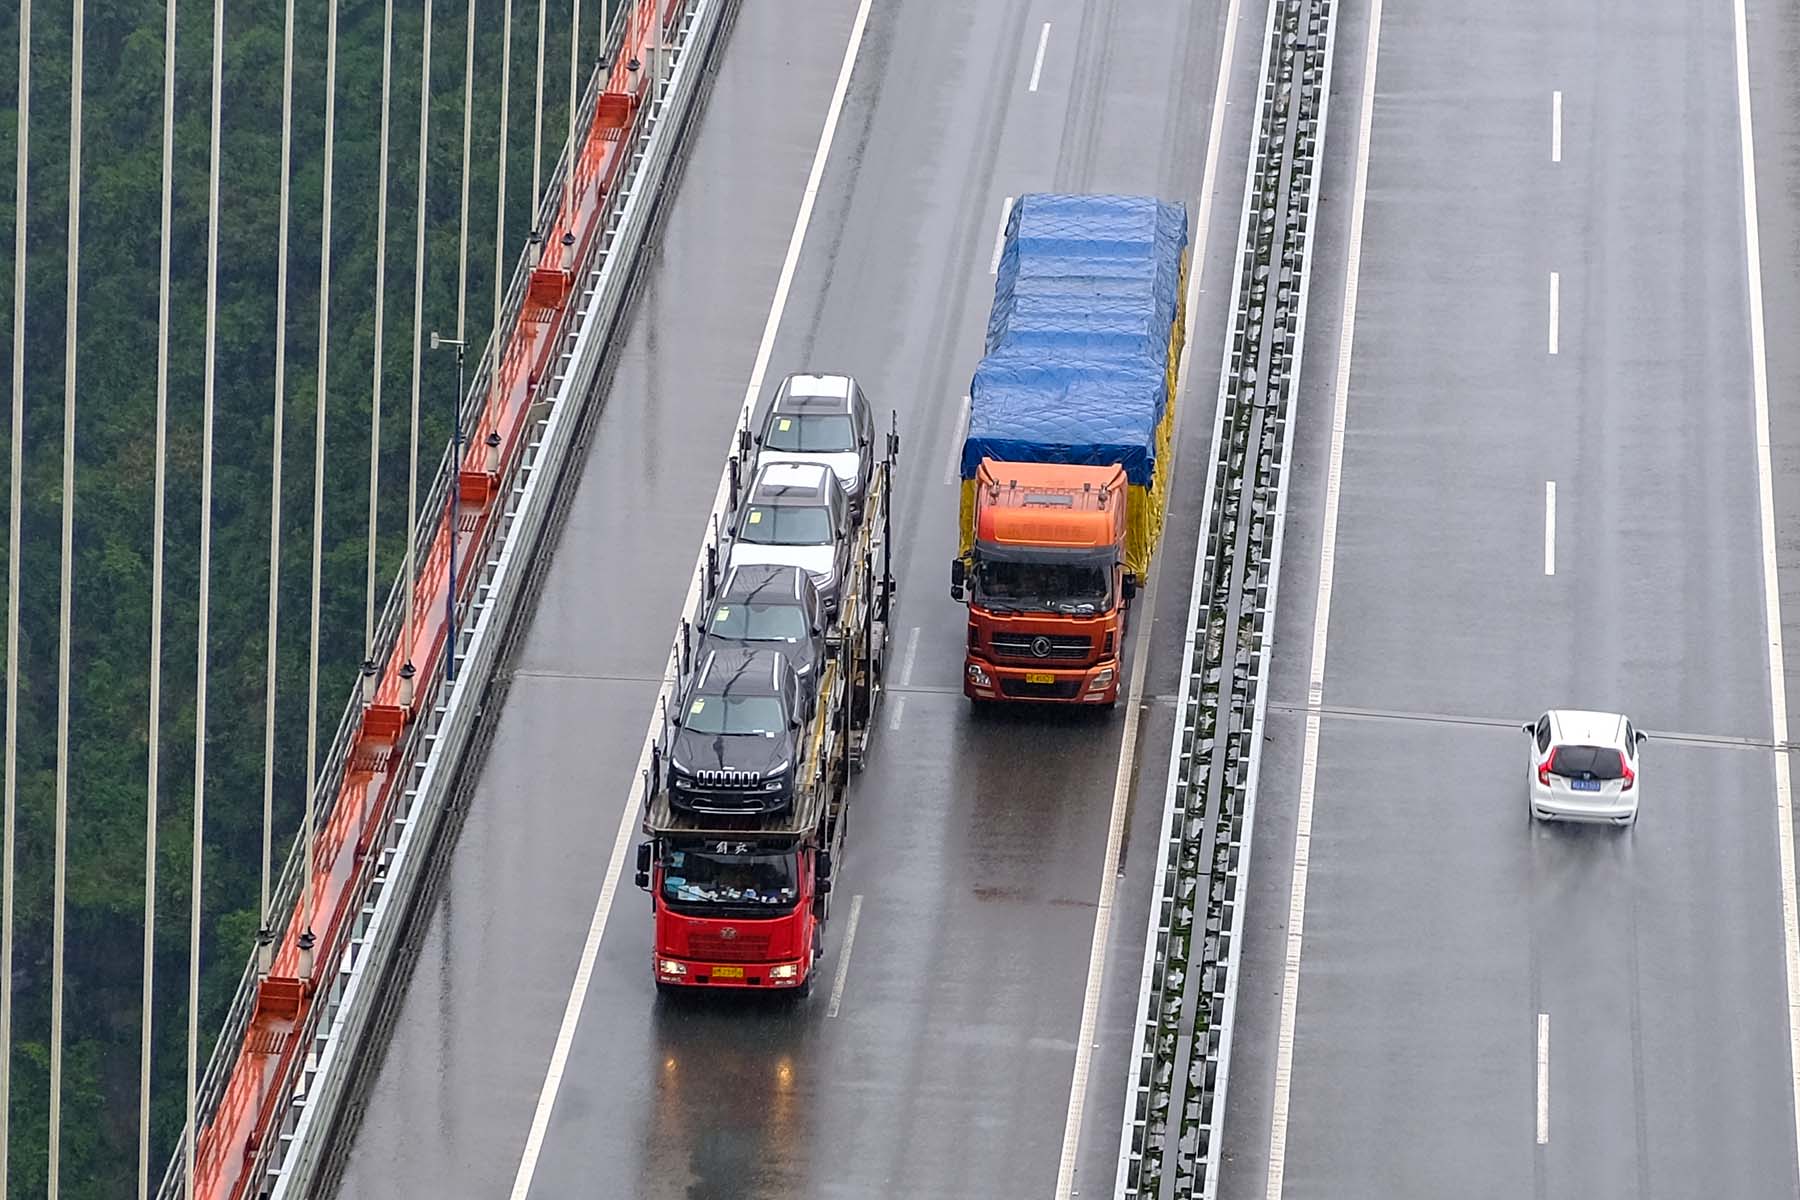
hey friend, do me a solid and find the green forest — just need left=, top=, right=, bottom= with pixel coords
left=0, top=0, right=603, bottom=1190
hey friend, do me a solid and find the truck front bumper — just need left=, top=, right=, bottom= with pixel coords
left=963, top=656, right=1120, bottom=704
left=653, top=954, right=810, bottom=989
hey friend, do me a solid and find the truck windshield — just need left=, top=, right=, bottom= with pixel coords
left=683, top=694, right=784, bottom=736
left=975, top=557, right=1111, bottom=613
left=739, top=505, right=833, bottom=546
left=661, top=848, right=800, bottom=912
left=709, top=602, right=810, bottom=642
left=764, top=413, right=854, bottom=453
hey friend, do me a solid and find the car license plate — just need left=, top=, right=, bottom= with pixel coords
left=711, top=965, right=745, bottom=979
left=1025, top=672, right=1056, bottom=685
left=1571, top=778, right=1601, bottom=792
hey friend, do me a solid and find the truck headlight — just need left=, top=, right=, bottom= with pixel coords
left=1090, top=668, right=1115, bottom=688
left=658, top=959, right=687, bottom=976
left=769, top=964, right=799, bottom=980
left=967, top=663, right=992, bottom=687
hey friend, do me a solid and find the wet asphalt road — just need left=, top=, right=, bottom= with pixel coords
left=334, top=1, right=1263, bottom=1197
left=1221, top=1, right=1800, bottom=1198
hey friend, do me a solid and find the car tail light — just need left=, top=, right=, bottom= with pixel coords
left=1620, top=754, right=1634, bottom=791
left=1538, top=750, right=1554, bottom=787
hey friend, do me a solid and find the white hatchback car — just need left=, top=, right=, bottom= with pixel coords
left=1522, top=709, right=1646, bottom=825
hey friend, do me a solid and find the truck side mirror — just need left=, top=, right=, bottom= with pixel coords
left=817, top=850, right=834, bottom=895
left=1121, top=572, right=1138, bottom=601
left=950, top=557, right=966, bottom=602
left=634, top=841, right=652, bottom=891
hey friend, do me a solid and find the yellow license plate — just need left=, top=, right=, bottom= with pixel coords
left=1025, top=672, right=1056, bottom=685
left=711, top=965, right=745, bottom=979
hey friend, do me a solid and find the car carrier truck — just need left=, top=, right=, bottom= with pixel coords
left=950, top=193, right=1189, bottom=706
left=635, top=417, right=897, bottom=995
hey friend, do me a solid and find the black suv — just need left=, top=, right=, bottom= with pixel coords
left=697, top=564, right=829, bottom=713
left=666, top=647, right=808, bottom=817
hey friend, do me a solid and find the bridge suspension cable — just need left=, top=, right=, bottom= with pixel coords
left=403, top=0, right=435, bottom=693
left=48, top=0, right=86, bottom=1188
left=366, top=0, right=397, bottom=685
left=306, top=0, right=344, bottom=966
left=495, top=0, right=515, bottom=328
left=1, top=0, right=29, bottom=1192
left=563, top=0, right=578, bottom=227
left=186, top=0, right=227, bottom=1192
left=262, top=0, right=298, bottom=977
left=533, top=0, right=547, bottom=226
left=139, top=0, right=180, bottom=1192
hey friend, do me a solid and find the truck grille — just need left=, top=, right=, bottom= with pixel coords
left=990, top=633, right=1091, bottom=661
left=688, top=932, right=774, bottom=962
left=999, top=677, right=1084, bottom=700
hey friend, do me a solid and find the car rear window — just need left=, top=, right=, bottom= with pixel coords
left=1550, top=744, right=1624, bottom=780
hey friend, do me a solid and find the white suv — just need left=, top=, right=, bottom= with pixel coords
left=1522, top=709, right=1646, bottom=825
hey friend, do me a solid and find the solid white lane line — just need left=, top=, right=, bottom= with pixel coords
left=826, top=893, right=864, bottom=1017
left=1544, top=481, right=1556, bottom=576
left=507, top=1, right=877, bottom=1194
left=1029, top=22, right=1051, bottom=92
left=1265, top=0, right=1382, bottom=1195
left=1536, top=1012, right=1550, bottom=1144
left=900, top=624, right=920, bottom=686
left=1731, top=0, right=1800, bottom=1175
left=990, top=194, right=1014, bottom=274
left=1551, top=90, right=1562, bottom=163
left=1058, top=0, right=1246, bottom=1189
left=887, top=694, right=906, bottom=732
left=946, top=393, right=971, bottom=486
left=1548, top=271, right=1560, bottom=355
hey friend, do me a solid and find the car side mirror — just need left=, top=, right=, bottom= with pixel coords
left=1522, top=722, right=1536, bottom=735
left=790, top=717, right=802, bottom=731
left=1635, top=731, right=1648, bottom=746
left=634, top=841, right=652, bottom=891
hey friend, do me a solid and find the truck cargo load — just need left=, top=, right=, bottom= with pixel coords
left=957, top=193, right=1190, bottom=580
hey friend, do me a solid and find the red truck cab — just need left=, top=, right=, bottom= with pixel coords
left=952, top=460, right=1134, bottom=706
left=636, top=834, right=832, bottom=994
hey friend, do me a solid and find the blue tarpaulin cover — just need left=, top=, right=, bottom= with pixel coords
left=962, top=193, right=1189, bottom=486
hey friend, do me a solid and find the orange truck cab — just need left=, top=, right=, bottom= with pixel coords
left=952, top=460, right=1135, bottom=705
